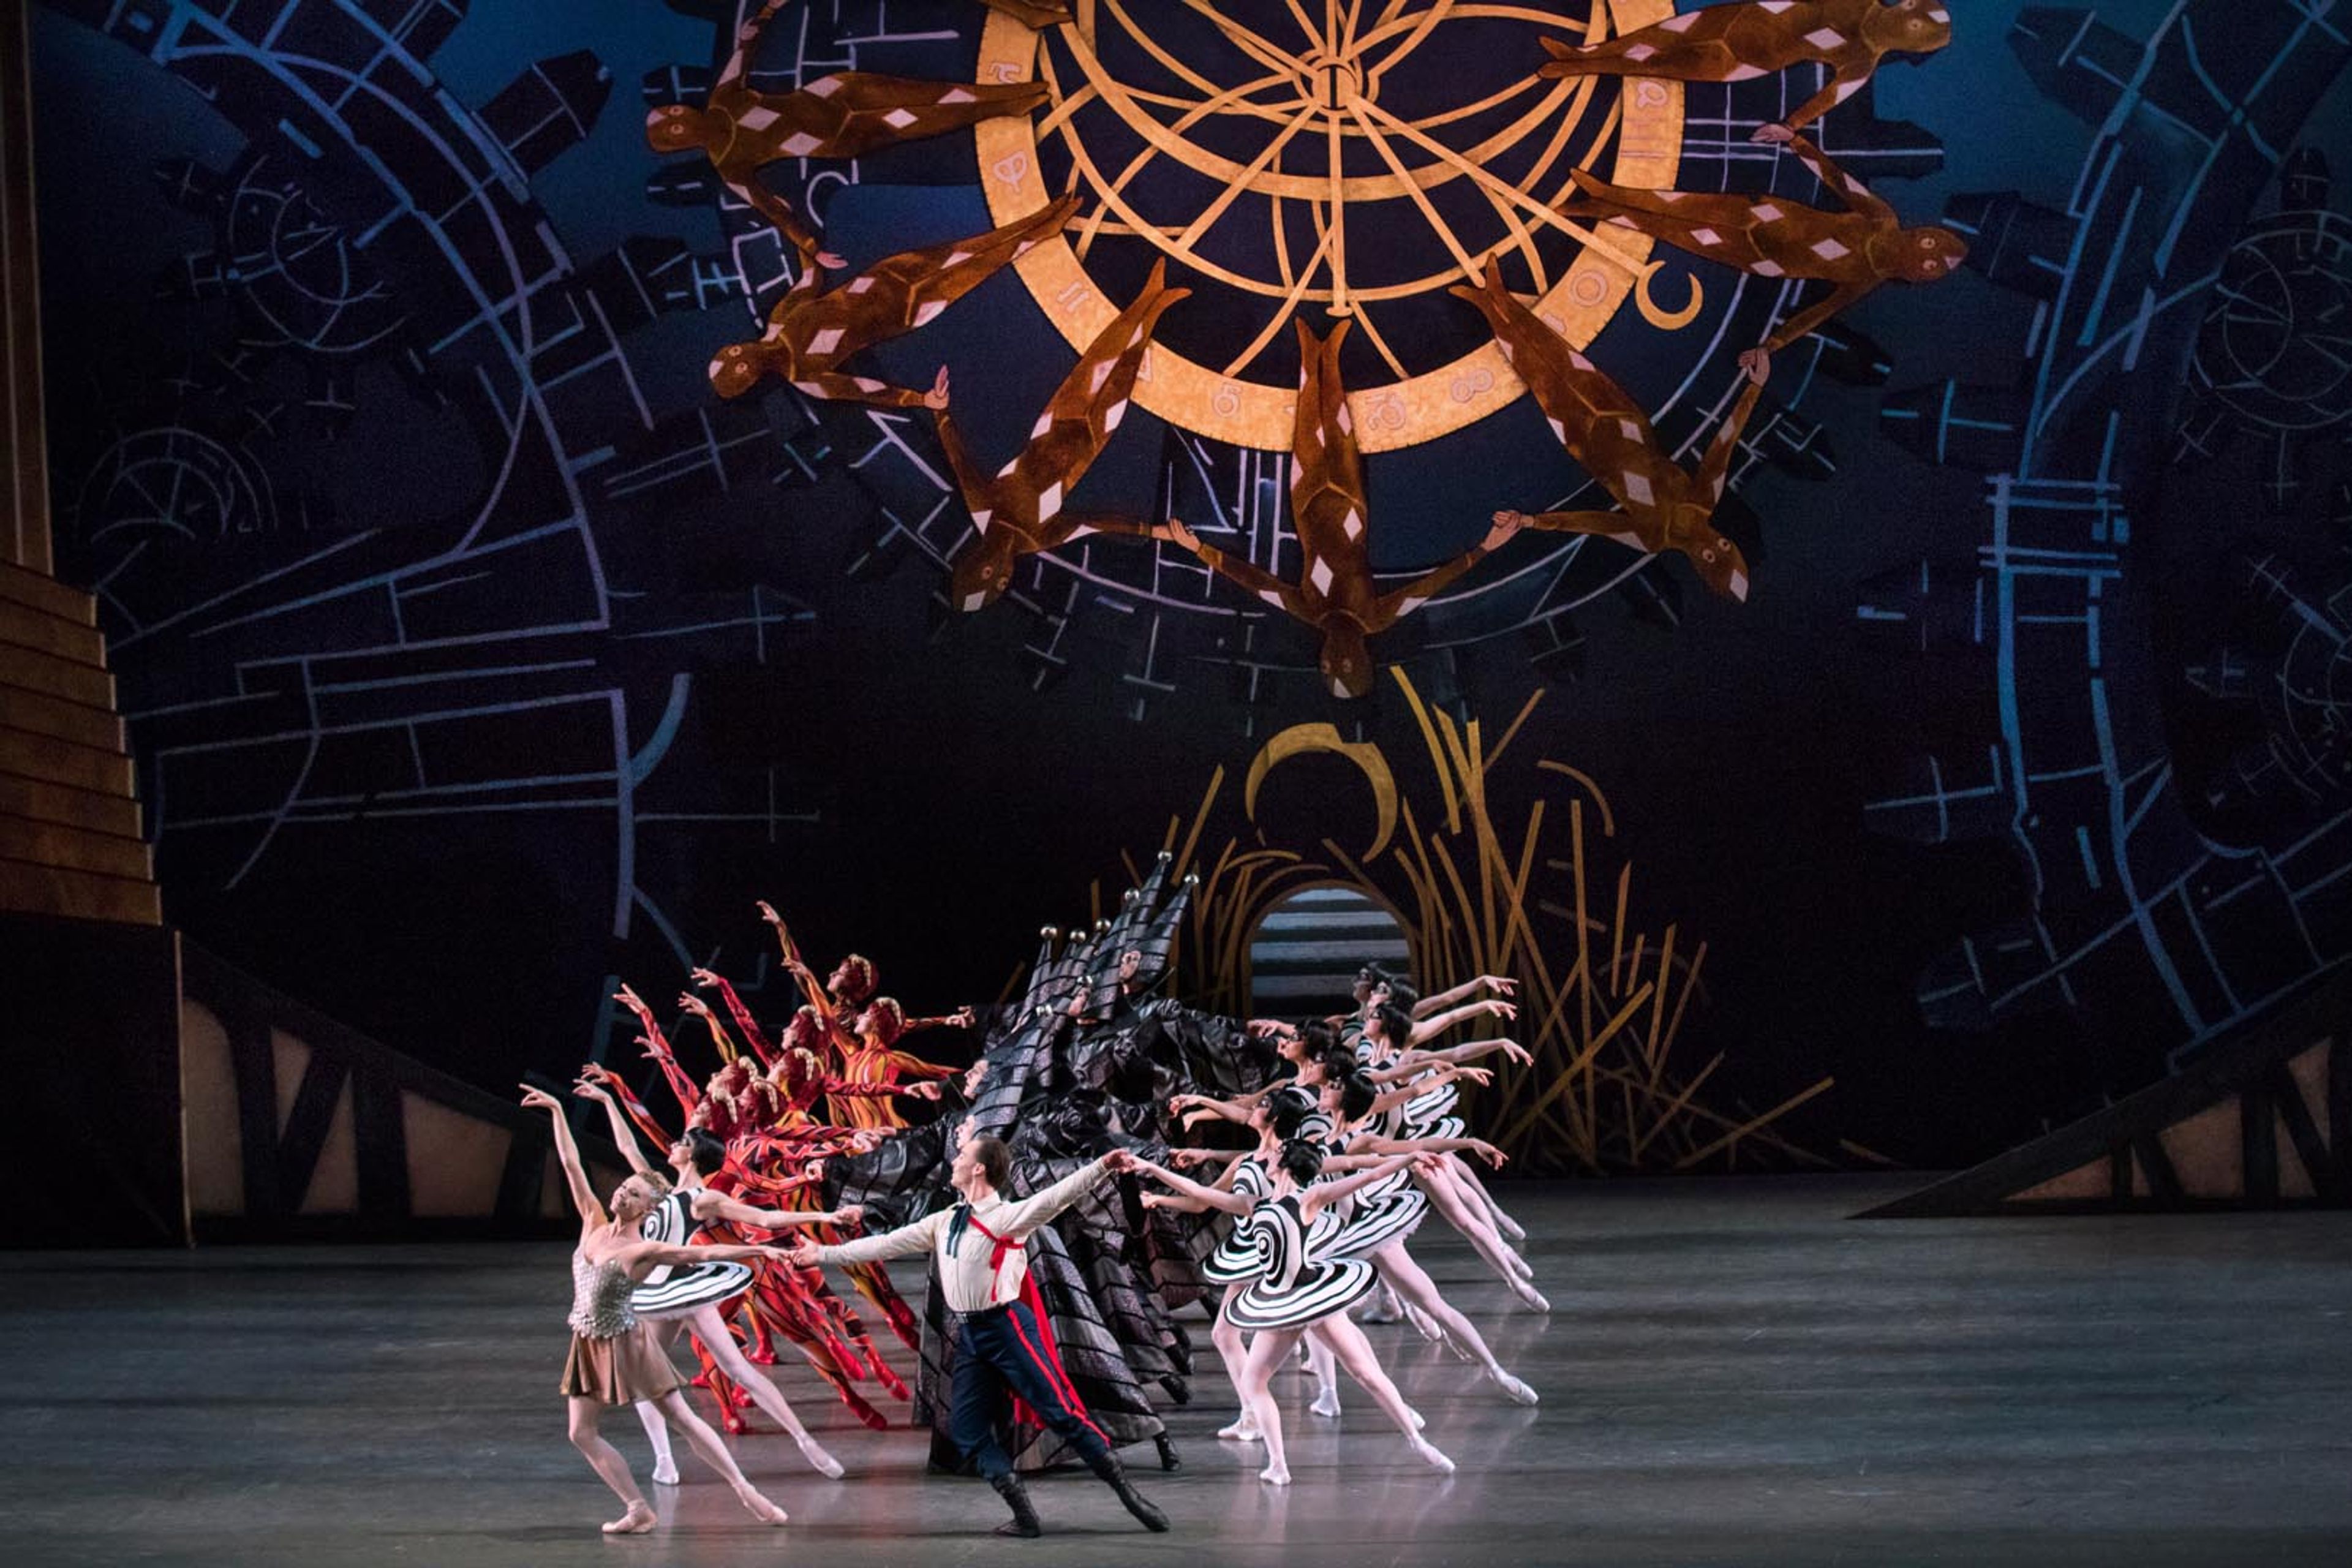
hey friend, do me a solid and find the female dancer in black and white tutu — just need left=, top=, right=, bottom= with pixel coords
left=1130, top=1141, right=1456, bottom=1487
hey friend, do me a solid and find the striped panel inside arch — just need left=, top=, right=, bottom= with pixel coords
left=1248, top=886, right=1408, bottom=1016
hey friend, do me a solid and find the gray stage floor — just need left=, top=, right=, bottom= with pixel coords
left=6, top=1175, right=2351, bottom=1567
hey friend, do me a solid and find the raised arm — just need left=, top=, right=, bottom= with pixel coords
left=522, top=1086, right=606, bottom=1229
left=1406, top=996, right=1515, bottom=1046
left=1411, top=974, right=1513, bottom=1016
left=677, top=992, right=740, bottom=1064
left=572, top=1074, right=660, bottom=1180
left=693, top=968, right=777, bottom=1066
left=1381, top=1038, right=1533, bottom=1077
left=616, top=984, right=703, bottom=1113
left=1689, top=370, right=1771, bottom=510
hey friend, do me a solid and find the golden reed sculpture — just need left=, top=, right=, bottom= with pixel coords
left=1038, top=670, right=1844, bottom=1175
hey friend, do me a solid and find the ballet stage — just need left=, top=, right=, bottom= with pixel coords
left=7, top=1175, right=2348, bottom=1567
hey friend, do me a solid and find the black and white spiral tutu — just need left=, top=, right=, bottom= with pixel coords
left=1222, top=1196, right=1380, bottom=1331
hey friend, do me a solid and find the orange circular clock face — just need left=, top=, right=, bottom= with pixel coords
left=974, top=2, right=1688, bottom=453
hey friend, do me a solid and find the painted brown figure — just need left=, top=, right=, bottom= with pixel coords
left=932, top=258, right=1192, bottom=612
left=1560, top=133, right=1964, bottom=378
left=1537, top=0, right=1952, bottom=141
left=647, top=0, right=1049, bottom=262
left=1452, top=259, right=1768, bottom=601
left=709, top=193, right=1080, bottom=408
left=1156, top=319, right=1520, bottom=698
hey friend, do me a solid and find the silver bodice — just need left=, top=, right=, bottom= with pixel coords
left=567, top=1250, right=639, bottom=1338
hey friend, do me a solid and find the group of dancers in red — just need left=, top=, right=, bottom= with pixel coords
left=533, top=859, right=1547, bottom=1536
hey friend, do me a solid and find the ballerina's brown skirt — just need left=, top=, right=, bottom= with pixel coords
left=560, top=1325, right=685, bottom=1405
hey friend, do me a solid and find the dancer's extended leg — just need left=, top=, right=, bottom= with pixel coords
left=646, top=1389, right=789, bottom=1525
left=690, top=1303, right=845, bottom=1477
left=1317, top=1316, right=1455, bottom=1474
left=1374, top=1243, right=1537, bottom=1404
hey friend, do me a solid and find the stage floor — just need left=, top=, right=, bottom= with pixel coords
left=6, top=1175, right=2350, bottom=1566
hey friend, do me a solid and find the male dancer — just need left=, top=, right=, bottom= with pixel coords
left=789, top=1140, right=1170, bottom=1537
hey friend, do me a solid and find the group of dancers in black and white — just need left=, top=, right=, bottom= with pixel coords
left=529, top=854, right=1545, bottom=1536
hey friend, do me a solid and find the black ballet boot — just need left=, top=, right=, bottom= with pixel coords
left=990, top=1472, right=1043, bottom=1538
left=1154, top=1433, right=1184, bottom=1473
left=1084, top=1449, right=1171, bottom=1531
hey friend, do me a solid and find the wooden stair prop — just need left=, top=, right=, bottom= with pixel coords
left=0, top=559, right=160, bottom=926
left=1864, top=965, right=2352, bottom=1217
left=179, top=940, right=635, bottom=1242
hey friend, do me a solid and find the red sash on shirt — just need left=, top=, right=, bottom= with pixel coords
left=962, top=1210, right=1101, bottom=1438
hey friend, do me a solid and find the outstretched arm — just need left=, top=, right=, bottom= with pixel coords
left=522, top=1086, right=606, bottom=1229
left=573, top=1076, right=660, bottom=1180
left=1382, top=1038, right=1533, bottom=1076
left=1407, top=996, right=1516, bottom=1046
left=1132, top=1157, right=1253, bottom=1216
left=1299, top=1153, right=1418, bottom=1218
left=1370, top=512, right=1522, bottom=628
left=1411, top=974, right=1513, bottom=1016
left=693, top=1189, right=862, bottom=1231
left=677, top=992, right=739, bottom=1064
left=1156, top=519, right=1303, bottom=612
left=694, top=969, right=778, bottom=1066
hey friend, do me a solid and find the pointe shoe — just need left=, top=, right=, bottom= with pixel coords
left=1507, top=1251, right=1534, bottom=1281
left=1509, top=1278, right=1551, bottom=1313
left=733, top=1483, right=789, bottom=1526
left=1401, top=1302, right=1444, bottom=1342
left=1490, top=1368, right=1539, bottom=1406
left=797, top=1434, right=846, bottom=1479
left=1411, top=1436, right=1455, bottom=1474
left=1406, top=1406, right=1426, bottom=1430
left=1216, top=1416, right=1264, bottom=1442
left=1496, top=1212, right=1527, bottom=1243
left=1310, top=1388, right=1342, bottom=1420
left=649, top=1456, right=680, bottom=1487
left=602, top=1501, right=657, bottom=1535
left=1259, top=1464, right=1292, bottom=1487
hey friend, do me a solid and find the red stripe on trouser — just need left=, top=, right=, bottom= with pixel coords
left=1006, top=1303, right=1107, bottom=1446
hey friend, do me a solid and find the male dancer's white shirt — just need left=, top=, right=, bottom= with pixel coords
left=806, top=1154, right=1113, bottom=1313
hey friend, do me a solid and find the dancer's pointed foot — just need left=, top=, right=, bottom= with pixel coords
left=732, top=1482, right=788, bottom=1526
left=1411, top=1436, right=1456, bottom=1474
left=1310, top=1387, right=1342, bottom=1420
left=1258, top=1463, right=1292, bottom=1487
left=1509, top=1277, right=1551, bottom=1313
left=649, top=1455, right=680, bottom=1487
left=1216, top=1415, right=1263, bottom=1442
left=1496, top=1212, right=1527, bottom=1244
left=1359, top=1284, right=1403, bottom=1324
left=1402, top=1302, right=1445, bottom=1342
left=1407, top=1406, right=1426, bottom=1430
left=1507, top=1251, right=1534, bottom=1280
left=601, top=1500, right=657, bottom=1535
left=797, top=1434, right=846, bottom=1479
left=1490, top=1368, right=1539, bottom=1406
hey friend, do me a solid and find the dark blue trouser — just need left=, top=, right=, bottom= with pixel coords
left=949, top=1298, right=1109, bottom=1481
